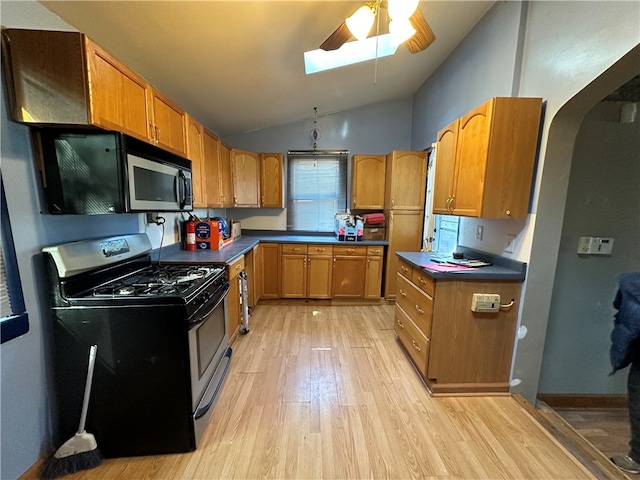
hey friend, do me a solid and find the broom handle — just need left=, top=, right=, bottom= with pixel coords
left=77, top=345, right=98, bottom=434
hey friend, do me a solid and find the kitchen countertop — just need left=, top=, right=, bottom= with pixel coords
left=156, top=231, right=388, bottom=266
left=397, top=247, right=526, bottom=281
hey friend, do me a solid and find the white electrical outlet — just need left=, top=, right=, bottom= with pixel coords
left=475, top=225, right=484, bottom=240
left=471, top=293, right=501, bottom=313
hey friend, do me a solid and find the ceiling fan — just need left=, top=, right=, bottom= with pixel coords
left=319, top=0, right=436, bottom=54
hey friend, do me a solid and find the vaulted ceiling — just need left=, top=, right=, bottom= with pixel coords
left=37, top=1, right=494, bottom=137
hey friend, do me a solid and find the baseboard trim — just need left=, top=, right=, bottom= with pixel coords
left=537, top=394, right=628, bottom=409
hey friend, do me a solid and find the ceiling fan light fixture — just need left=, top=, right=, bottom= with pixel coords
left=389, top=18, right=416, bottom=45
left=387, top=0, right=419, bottom=20
left=346, top=5, right=375, bottom=41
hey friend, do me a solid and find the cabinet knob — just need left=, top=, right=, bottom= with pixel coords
left=506, top=210, right=511, bottom=216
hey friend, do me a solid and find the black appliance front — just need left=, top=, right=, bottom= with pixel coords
left=34, top=128, right=193, bottom=215
left=52, top=304, right=195, bottom=457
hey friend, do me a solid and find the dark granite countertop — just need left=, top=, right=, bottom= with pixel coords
left=156, top=231, right=388, bottom=266
left=397, top=247, right=526, bottom=281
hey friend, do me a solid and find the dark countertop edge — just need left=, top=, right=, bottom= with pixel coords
left=397, top=249, right=526, bottom=281
left=155, top=233, right=388, bottom=266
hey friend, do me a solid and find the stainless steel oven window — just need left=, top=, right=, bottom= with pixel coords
left=189, top=294, right=229, bottom=409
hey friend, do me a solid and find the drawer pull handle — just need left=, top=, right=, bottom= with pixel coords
left=399, top=289, right=407, bottom=297
left=396, top=319, right=405, bottom=329
left=415, top=305, right=424, bottom=314
left=292, top=247, right=300, bottom=251
left=418, top=277, right=427, bottom=284
left=346, top=248, right=355, bottom=253
left=411, top=340, right=421, bottom=352
left=236, top=264, right=242, bottom=270
left=316, top=248, right=325, bottom=252
left=401, top=266, right=409, bottom=273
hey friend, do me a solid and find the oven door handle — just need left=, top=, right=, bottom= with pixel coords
left=188, top=282, right=230, bottom=328
left=194, top=346, right=232, bottom=420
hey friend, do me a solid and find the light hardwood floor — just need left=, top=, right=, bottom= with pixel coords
left=25, top=304, right=596, bottom=479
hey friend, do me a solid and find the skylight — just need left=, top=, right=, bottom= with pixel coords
left=304, top=34, right=399, bottom=74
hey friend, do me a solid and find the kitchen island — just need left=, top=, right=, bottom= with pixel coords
left=393, top=248, right=526, bottom=396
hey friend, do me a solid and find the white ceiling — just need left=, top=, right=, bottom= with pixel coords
left=38, top=1, right=494, bottom=138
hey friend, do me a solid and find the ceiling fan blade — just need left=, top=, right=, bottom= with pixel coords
left=405, top=8, right=435, bottom=54
left=320, top=21, right=353, bottom=51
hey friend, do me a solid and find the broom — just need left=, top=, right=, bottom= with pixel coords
left=42, top=345, right=103, bottom=479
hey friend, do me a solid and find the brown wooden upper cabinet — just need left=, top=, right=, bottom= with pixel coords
left=230, top=149, right=261, bottom=207
left=433, top=97, right=542, bottom=219
left=202, top=129, right=223, bottom=208
left=2, top=28, right=187, bottom=157
left=260, top=153, right=284, bottom=208
left=384, top=151, right=428, bottom=210
left=186, top=114, right=205, bottom=208
left=351, top=154, right=386, bottom=210
left=201, top=132, right=234, bottom=209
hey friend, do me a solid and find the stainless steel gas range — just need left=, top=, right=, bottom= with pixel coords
left=43, top=233, right=231, bottom=458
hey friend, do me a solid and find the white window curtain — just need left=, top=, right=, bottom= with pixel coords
left=286, top=151, right=348, bottom=232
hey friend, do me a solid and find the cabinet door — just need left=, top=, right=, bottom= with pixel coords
left=308, top=256, right=333, bottom=299
left=383, top=210, right=424, bottom=299
left=253, top=245, right=263, bottom=303
left=364, top=254, right=383, bottom=299
left=148, top=88, right=187, bottom=156
left=203, top=129, right=223, bottom=208
left=385, top=151, right=427, bottom=210
left=186, top=114, right=205, bottom=208
left=281, top=255, right=307, bottom=298
left=219, top=142, right=234, bottom=207
left=260, top=243, right=280, bottom=298
left=86, top=39, right=151, bottom=141
left=433, top=119, right=458, bottom=215
left=450, top=101, right=492, bottom=217
left=351, top=155, right=386, bottom=209
left=428, top=280, right=521, bottom=390
left=332, top=256, right=366, bottom=298
left=260, top=153, right=284, bottom=208
left=231, top=149, right=260, bottom=207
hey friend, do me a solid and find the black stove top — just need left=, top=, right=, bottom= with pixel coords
left=89, top=264, right=224, bottom=299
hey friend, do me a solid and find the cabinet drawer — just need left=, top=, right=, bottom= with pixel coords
left=366, top=246, right=384, bottom=257
left=397, top=258, right=413, bottom=278
left=227, top=255, right=245, bottom=278
left=307, top=244, right=333, bottom=256
left=394, top=305, right=430, bottom=376
left=334, top=245, right=366, bottom=256
left=281, top=244, right=308, bottom=254
left=412, top=269, right=435, bottom=296
left=396, top=273, right=433, bottom=337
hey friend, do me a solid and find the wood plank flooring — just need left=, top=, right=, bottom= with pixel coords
left=23, top=304, right=596, bottom=479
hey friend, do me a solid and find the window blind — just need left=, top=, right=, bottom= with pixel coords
left=286, top=151, right=347, bottom=232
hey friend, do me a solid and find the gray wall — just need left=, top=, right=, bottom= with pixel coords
left=538, top=102, right=640, bottom=394
left=225, top=98, right=413, bottom=230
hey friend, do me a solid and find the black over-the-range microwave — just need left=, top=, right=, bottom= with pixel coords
left=33, top=129, right=193, bottom=215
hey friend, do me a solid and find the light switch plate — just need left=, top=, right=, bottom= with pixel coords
left=577, top=236, right=614, bottom=255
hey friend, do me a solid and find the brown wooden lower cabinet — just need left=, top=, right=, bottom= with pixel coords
left=259, top=243, right=280, bottom=299
left=226, top=255, right=245, bottom=342
left=394, top=257, right=521, bottom=395
left=256, top=243, right=384, bottom=301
